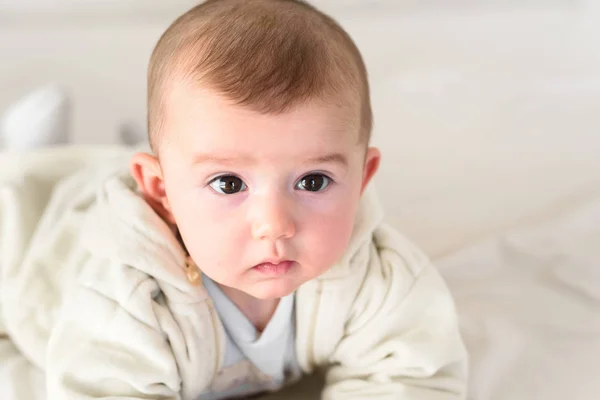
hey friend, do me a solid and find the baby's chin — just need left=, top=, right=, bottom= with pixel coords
left=243, top=279, right=302, bottom=300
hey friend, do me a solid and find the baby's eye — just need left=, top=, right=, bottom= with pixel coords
left=209, top=175, right=247, bottom=195
left=295, top=174, right=332, bottom=192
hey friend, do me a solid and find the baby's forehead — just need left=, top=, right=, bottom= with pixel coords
left=164, top=81, right=361, bottom=142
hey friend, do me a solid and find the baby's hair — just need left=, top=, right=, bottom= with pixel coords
left=147, top=0, right=372, bottom=152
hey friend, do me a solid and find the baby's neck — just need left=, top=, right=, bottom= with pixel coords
left=218, top=283, right=280, bottom=333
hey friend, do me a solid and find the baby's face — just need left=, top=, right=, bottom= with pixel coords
left=158, top=83, right=378, bottom=299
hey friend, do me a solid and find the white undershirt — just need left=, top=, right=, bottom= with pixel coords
left=197, top=275, right=302, bottom=400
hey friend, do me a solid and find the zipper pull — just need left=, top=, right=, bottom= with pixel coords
left=184, top=256, right=202, bottom=285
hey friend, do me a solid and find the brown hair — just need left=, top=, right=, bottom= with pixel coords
left=147, top=0, right=372, bottom=151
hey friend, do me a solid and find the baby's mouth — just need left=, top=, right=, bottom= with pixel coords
left=252, top=260, right=295, bottom=275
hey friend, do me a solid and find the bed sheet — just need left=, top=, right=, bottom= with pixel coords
left=439, top=194, right=600, bottom=400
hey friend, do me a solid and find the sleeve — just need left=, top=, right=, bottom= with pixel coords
left=45, top=267, right=182, bottom=400
left=322, top=226, right=469, bottom=400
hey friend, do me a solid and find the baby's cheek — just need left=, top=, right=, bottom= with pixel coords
left=175, top=204, right=232, bottom=257
left=305, top=207, right=356, bottom=267
left=191, top=218, right=240, bottom=255
left=183, top=222, right=243, bottom=284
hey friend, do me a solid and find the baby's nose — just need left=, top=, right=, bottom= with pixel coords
left=250, top=196, right=296, bottom=241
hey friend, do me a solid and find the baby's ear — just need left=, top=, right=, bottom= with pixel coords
left=361, top=146, right=381, bottom=194
left=129, top=152, right=176, bottom=224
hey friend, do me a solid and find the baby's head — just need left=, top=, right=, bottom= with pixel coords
left=131, top=0, right=380, bottom=299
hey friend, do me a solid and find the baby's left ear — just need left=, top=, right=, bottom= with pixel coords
left=129, top=152, right=176, bottom=224
left=361, top=147, right=381, bottom=194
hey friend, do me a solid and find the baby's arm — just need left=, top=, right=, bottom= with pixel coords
left=46, top=265, right=182, bottom=399
left=323, top=225, right=468, bottom=400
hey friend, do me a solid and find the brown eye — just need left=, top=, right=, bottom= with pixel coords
left=209, top=175, right=247, bottom=194
left=296, top=174, right=331, bottom=192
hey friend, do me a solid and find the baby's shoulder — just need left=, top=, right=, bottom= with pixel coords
left=65, top=255, right=166, bottom=334
left=371, top=223, right=432, bottom=279
left=78, top=256, right=161, bottom=305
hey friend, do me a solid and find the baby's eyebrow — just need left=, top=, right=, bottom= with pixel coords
left=306, top=153, right=348, bottom=168
left=191, top=152, right=348, bottom=168
left=191, top=154, right=254, bottom=166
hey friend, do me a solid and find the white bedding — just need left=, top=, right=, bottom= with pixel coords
left=440, top=195, right=600, bottom=400
left=1, top=192, right=598, bottom=400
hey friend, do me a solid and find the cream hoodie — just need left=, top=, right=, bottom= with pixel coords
left=0, top=147, right=468, bottom=400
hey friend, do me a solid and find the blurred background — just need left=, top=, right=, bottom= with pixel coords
left=0, top=0, right=599, bottom=257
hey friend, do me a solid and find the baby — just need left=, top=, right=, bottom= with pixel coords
left=0, top=0, right=468, bottom=399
